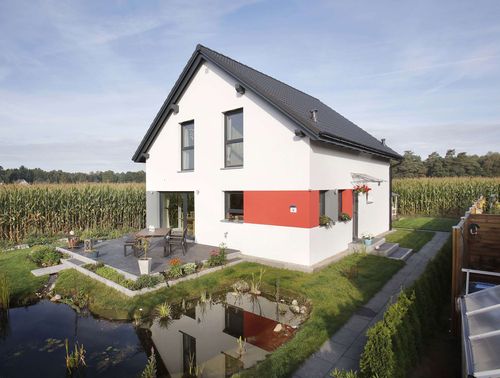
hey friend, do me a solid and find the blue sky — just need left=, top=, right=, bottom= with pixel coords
left=1, top=0, right=499, bottom=172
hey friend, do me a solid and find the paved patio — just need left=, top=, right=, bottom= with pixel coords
left=63, top=236, right=239, bottom=276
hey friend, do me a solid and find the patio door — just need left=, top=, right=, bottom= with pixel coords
left=160, top=192, right=194, bottom=239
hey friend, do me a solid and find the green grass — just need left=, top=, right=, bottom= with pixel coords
left=385, top=229, right=435, bottom=252
left=392, top=217, right=457, bottom=232
left=0, top=248, right=48, bottom=305
left=55, top=254, right=403, bottom=377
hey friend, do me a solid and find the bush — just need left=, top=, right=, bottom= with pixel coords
left=168, top=258, right=183, bottom=278
left=359, top=238, right=452, bottom=378
left=206, top=247, right=226, bottom=267
left=94, top=265, right=134, bottom=288
left=132, top=274, right=163, bottom=290
left=27, top=246, right=63, bottom=267
left=182, top=262, right=197, bottom=275
left=86, top=263, right=163, bottom=290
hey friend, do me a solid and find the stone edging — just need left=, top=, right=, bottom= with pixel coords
left=61, top=258, right=243, bottom=297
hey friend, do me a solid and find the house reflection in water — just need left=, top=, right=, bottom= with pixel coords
left=150, top=293, right=304, bottom=377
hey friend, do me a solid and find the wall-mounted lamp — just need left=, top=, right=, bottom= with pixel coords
left=235, top=83, right=245, bottom=95
left=469, top=223, right=480, bottom=236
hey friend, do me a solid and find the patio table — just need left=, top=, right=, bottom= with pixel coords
left=136, top=227, right=171, bottom=238
left=135, top=227, right=171, bottom=256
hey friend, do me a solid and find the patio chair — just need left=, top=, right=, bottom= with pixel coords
left=124, top=234, right=141, bottom=257
left=166, top=227, right=187, bottom=256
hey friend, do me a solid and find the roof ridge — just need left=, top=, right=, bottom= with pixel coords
left=197, top=44, right=320, bottom=102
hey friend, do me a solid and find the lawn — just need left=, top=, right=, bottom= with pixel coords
left=55, top=252, right=402, bottom=377
left=0, top=248, right=48, bottom=305
left=385, top=229, right=435, bottom=252
left=392, top=217, right=458, bottom=232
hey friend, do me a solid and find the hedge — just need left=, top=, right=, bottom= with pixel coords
left=358, top=237, right=452, bottom=378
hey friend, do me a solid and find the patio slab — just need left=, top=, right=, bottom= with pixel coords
left=60, top=236, right=239, bottom=277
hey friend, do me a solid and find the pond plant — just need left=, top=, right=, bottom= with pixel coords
left=155, top=302, right=171, bottom=319
left=250, top=268, right=266, bottom=295
left=187, top=353, right=205, bottom=378
left=0, top=274, right=9, bottom=310
left=140, top=348, right=157, bottom=378
left=65, top=339, right=86, bottom=373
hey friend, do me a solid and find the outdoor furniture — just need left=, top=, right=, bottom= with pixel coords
left=134, top=227, right=171, bottom=256
left=166, top=227, right=188, bottom=256
left=124, top=234, right=138, bottom=257
left=67, top=235, right=80, bottom=249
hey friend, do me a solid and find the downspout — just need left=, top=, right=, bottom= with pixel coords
left=389, top=159, right=403, bottom=230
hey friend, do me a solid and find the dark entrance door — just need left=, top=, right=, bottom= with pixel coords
left=353, top=194, right=359, bottom=241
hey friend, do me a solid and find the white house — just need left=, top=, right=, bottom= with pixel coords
left=133, top=44, right=401, bottom=270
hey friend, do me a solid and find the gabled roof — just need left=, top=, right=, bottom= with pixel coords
left=132, top=44, right=402, bottom=162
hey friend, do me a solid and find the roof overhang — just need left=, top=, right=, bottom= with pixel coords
left=132, top=45, right=403, bottom=163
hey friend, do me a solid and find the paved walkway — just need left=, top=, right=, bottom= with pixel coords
left=293, top=231, right=450, bottom=378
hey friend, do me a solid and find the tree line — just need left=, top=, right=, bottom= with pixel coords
left=0, top=165, right=145, bottom=184
left=393, top=150, right=500, bottom=178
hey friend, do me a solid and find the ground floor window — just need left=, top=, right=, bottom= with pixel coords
left=225, top=191, right=243, bottom=221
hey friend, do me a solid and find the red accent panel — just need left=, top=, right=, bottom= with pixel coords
left=242, top=311, right=296, bottom=352
left=244, top=191, right=319, bottom=228
left=341, top=189, right=353, bottom=217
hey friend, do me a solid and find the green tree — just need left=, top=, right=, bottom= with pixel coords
left=393, top=151, right=426, bottom=178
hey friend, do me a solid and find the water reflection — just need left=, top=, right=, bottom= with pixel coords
left=0, top=293, right=306, bottom=377
left=151, top=292, right=304, bottom=377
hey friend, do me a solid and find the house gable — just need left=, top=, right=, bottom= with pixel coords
left=133, top=44, right=402, bottom=163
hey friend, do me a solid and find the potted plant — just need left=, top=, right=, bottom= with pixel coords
left=319, top=215, right=334, bottom=228
left=362, top=233, right=374, bottom=246
left=137, top=237, right=152, bottom=275
left=339, top=212, right=351, bottom=222
left=353, top=184, right=372, bottom=199
left=83, top=239, right=99, bottom=258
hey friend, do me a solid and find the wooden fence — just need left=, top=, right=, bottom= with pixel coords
left=451, top=197, right=500, bottom=333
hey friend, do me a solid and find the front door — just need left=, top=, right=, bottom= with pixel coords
left=353, top=194, right=359, bottom=241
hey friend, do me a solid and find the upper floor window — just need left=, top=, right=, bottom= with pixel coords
left=224, top=109, right=243, bottom=167
left=181, top=121, right=194, bottom=170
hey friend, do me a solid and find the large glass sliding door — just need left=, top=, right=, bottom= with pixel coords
left=160, top=192, right=194, bottom=238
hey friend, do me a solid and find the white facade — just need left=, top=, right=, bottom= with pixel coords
left=145, top=60, right=391, bottom=269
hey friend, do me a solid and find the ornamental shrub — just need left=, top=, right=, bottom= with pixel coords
left=359, top=238, right=452, bottom=378
left=28, top=246, right=62, bottom=267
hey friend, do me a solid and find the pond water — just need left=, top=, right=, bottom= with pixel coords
left=0, top=292, right=306, bottom=377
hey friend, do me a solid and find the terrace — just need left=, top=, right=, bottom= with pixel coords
left=58, top=234, right=240, bottom=278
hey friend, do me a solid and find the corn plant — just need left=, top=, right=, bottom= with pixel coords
left=393, top=177, right=500, bottom=217
left=0, top=183, right=146, bottom=242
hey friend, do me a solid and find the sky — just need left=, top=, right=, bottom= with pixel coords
left=1, top=0, right=499, bottom=172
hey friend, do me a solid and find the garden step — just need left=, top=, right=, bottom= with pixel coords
left=348, top=237, right=385, bottom=253
left=31, top=264, right=68, bottom=277
left=388, top=247, right=413, bottom=261
left=373, top=242, right=399, bottom=257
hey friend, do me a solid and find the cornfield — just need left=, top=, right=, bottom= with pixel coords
left=393, top=177, right=500, bottom=217
left=0, top=183, right=145, bottom=242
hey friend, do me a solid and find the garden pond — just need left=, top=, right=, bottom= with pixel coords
left=0, top=291, right=307, bottom=377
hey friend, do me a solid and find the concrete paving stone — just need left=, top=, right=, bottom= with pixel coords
left=313, top=339, right=347, bottom=362
left=331, top=327, right=363, bottom=347
left=364, top=294, right=389, bottom=313
left=327, top=357, right=359, bottom=376
left=344, top=337, right=367, bottom=359
left=294, top=356, right=333, bottom=378
left=343, top=315, right=371, bottom=332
